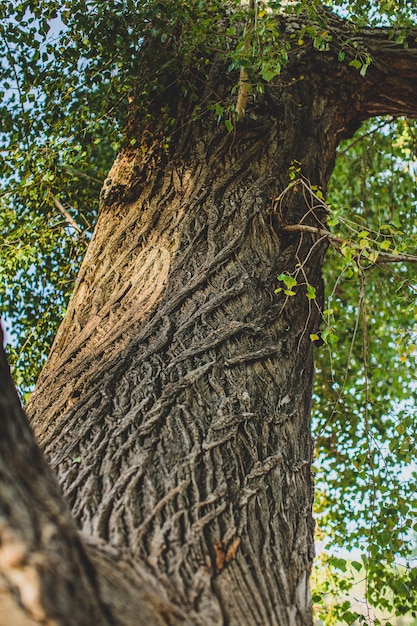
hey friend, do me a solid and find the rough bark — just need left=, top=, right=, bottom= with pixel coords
left=0, top=322, right=106, bottom=626
left=0, top=324, right=194, bottom=625
left=3, top=9, right=417, bottom=626
left=28, top=74, right=334, bottom=626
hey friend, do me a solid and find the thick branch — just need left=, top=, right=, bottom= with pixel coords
left=352, top=33, right=417, bottom=117
left=326, top=14, right=417, bottom=118
left=283, top=9, right=417, bottom=119
left=0, top=326, right=108, bottom=625
left=0, top=325, right=188, bottom=626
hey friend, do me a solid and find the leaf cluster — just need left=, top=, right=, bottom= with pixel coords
left=312, top=117, right=417, bottom=623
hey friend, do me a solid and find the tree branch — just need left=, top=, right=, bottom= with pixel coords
left=337, top=116, right=395, bottom=155
left=50, top=192, right=89, bottom=242
left=0, top=325, right=189, bottom=626
left=327, top=14, right=417, bottom=118
left=284, top=8, right=417, bottom=119
left=282, top=224, right=417, bottom=264
left=235, top=0, right=255, bottom=121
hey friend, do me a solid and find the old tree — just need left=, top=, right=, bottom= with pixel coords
left=1, top=1, right=417, bottom=624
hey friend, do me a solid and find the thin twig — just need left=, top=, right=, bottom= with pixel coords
left=235, top=0, right=256, bottom=121
left=3, top=34, right=30, bottom=151
left=50, top=193, right=89, bottom=243
left=67, top=168, right=104, bottom=185
left=338, top=117, right=395, bottom=155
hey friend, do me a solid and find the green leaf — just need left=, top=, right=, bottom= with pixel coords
left=277, top=273, right=297, bottom=289
left=261, top=68, right=278, bottom=82
left=340, top=245, right=353, bottom=263
left=225, top=119, right=234, bottom=132
left=322, top=330, right=339, bottom=345
left=284, top=275, right=297, bottom=288
left=349, top=59, right=362, bottom=70
left=379, top=239, right=391, bottom=250
left=365, top=249, right=379, bottom=263
left=306, top=285, right=316, bottom=299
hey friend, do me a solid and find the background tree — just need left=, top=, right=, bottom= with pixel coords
left=1, top=1, right=416, bottom=624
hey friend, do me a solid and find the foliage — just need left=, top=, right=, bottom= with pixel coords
left=0, top=0, right=124, bottom=392
left=0, top=0, right=416, bottom=621
left=312, top=117, right=417, bottom=624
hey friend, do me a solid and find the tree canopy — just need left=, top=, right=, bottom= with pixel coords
left=1, top=1, right=417, bottom=623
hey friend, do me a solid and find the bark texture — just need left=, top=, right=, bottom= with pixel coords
left=0, top=325, right=194, bottom=625
left=5, top=9, right=417, bottom=626
left=0, top=327, right=108, bottom=626
left=29, top=79, right=333, bottom=626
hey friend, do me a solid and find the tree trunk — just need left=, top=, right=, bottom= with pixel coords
left=0, top=324, right=188, bottom=626
left=25, top=56, right=361, bottom=623
left=4, top=10, right=417, bottom=626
